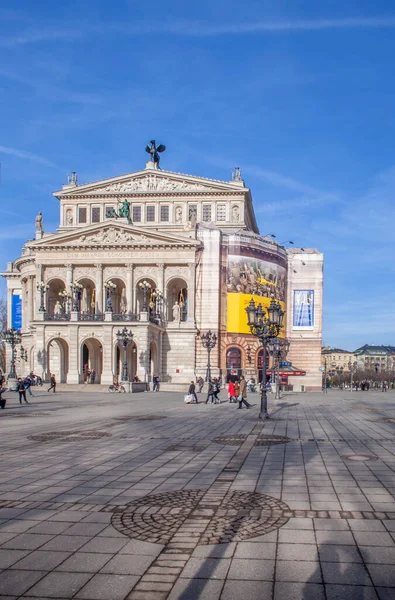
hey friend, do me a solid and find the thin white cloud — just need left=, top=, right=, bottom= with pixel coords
left=0, top=145, right=57, bottom=167
left=1, top=16, right=395, bottom=46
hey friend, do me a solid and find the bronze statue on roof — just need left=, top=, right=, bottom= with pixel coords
left=145, top=140, right=166, bottom=168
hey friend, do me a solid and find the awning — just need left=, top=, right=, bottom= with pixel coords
left=266, top=362, right=306, bottom=377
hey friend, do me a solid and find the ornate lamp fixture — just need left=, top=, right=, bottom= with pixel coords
left=58, top=290, right=71, bottom=313
left=245, top=297, right=284, bottom=419
left=0, top=327, right=21, bottom=379
left=20, top=345, right=28, bottom=362
left=201, top=330, right=217, bottom=382
left=138, top=281, right=151, bottom=312
left=152, top=289, right=163, bottom=317
left=116, top=327, right=134, bottom=382
left=104, top=280, right=117, bottom=312
left=36, top=281, right=49, bottom=312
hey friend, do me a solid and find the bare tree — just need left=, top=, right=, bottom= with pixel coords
left=0, top=297, right=7, bottom=372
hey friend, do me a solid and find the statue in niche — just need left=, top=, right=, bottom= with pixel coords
left=175, top=206, right=183, bottom=223
left=120, top=289, right=127, bottom=314
left=172, top=302, right=181, bottom=322
left=189, top=207, right=197, bottom=226
left=54, top=301, right=63, bottom=315
left=35, top=212, right=43, bottom=233
left=232, top=205, right=240, bottom=222
left=66, top=210, right=73, bottom=225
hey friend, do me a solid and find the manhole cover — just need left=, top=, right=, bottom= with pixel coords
left=255, top=434, right=291, bottom=446
left=113, top=415, right=167, bottom=421
left=214, top=434, right=290, bottom=446
left=28, top=430, right=111, bottom=442
left=111, top=489, right=290, bottom=545
left=0, top=412, right=51, bottom=418
left=343, top=454, right=378, bottom=462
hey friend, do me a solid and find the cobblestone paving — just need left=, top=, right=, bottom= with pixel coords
left=0, top=388, right=394, bottom=599
left=213, top=434, right=291, bottom=446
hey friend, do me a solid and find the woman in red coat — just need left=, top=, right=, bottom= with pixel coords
left=228, top=380, right=236, bottom=403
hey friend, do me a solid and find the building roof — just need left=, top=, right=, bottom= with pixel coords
left=322, top=348, right=353, bottom=355
left=354, top=344, right=395, bottom=355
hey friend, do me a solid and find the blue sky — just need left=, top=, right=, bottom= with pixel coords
left=1, top=0, right=395, bottom=350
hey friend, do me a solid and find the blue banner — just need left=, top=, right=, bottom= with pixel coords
left=293, top=290, right=314, bottom=329
left=12, top=294, right=22, bottom=330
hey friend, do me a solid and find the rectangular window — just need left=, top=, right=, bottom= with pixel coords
left=78, top=207, right=87, bottom=224
left=160, top=205, right=169, bottom=221
left=132, top=206, right=141, bottom=222
left=91, top=207, right=100, bottom=223
left=216, top=204, right=226, bottom=221
left=105, top=206, right=114, bottom=218
left=146, top=205, right=155, bottom=222
left=202, top=205, right=212, bottom=222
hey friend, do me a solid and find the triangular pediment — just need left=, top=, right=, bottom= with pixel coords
left=54, top=168, right=247, bottom=198
left=29, top=221, right=200, bottom=249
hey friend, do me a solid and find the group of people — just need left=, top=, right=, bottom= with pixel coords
left=83, top=364, right=96, bottom=384
left=187, top=375, right=252, bottom=409
left=0, top=371, right=56, bottom=409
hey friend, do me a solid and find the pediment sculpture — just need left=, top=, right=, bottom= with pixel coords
left=100, top=174, right=210, bottom=193
left=59, top=228, right=158, bottom=246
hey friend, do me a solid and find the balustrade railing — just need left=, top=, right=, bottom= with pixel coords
left=80, top=313, right=105, bottom=321
left=44, top=313, right=71, bottom=321
left=113, top=313, right=139, bottom=322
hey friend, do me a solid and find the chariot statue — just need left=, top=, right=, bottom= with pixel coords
left=145, top=140, right=166, bottom=168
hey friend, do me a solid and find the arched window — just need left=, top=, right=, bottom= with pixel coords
left=226, top=347, right=242, bottom=380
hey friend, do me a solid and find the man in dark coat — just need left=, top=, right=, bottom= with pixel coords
left=238, top=375, right=251, bottom=409
left=188, top=381, right=198, bottom=403
left=17, top=378, right=29, bottom=404
left=47, top=374, right=56, bottom=393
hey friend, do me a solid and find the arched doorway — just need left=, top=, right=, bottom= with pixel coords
left=257, top=348, right=270, bottom=383
left=115, top=341, right=137, bottom=382
left=106, top=277, right=127, bottom=314
left=135, top=277, right=157, bottom=314
left=48, top=338, right=69, bottom=383
left=81, top=338, right=103, bottom=383
left=226, top=347, right=242, bottom=381
left=47, top=278, right=67, bottom=315
left=77, top=277, right=96, bottom=315
left=167, top=278, right=188, bottom=322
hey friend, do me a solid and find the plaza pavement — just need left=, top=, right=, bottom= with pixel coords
left=0, top=387, right=394, bottom=599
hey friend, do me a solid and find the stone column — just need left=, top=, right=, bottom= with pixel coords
left=30, top=275, right=35, bottom=323
left=67, top=327, right=80, bottom=384
left=21, top=278, right=27, bottom=330
left=188, top=261, right=196, bottom=325
left=95, top=264, right=103, bottom=313
left=157, top=263, right=165, bottom=293
left=126, top=263, right=133, bottom=313
left=101, top=327, right=114, bottom=385
left=66, top=263, right=73, bottom=289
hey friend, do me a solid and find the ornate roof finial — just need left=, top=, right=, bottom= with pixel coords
left=232, top=167, right=242, bottom=181
left=67, top=171, right=78, bottom=186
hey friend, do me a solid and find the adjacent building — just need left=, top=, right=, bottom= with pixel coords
left=1, top=154, right=324, bottom=390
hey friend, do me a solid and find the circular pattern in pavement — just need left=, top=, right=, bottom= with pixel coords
left=111, top=489, right=290, bottom=545
left=343, top=454, right=378, bottom=462
left=28, top=430, right=111, bottom=442
left=213, top=434, right=291, bottom=447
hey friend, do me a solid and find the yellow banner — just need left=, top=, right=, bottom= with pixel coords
left=227, top=292, right=286, bottom=337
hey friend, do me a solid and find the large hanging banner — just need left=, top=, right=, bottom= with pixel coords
left=12, top=293, right=22, bottom=330
left=227, top=253, right=286, bottom=336
left=293, top=290, right=314, bottom=330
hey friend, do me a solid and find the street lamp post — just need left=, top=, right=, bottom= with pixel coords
left=104, top=281, right=116, bottom=312
left=201, top=330, right=217, bottom=382
left=336, top=366, right=344, bottom=389
left=269, top=337, right=290, bottom=400
left=20, top=345, right=27, bottom=362
left=116, top=327, right=134, bottom=382
left=1, top=328, right=21, bottom=379
left=70, top=282, right=83, bottom=312
left=138, top=281, right=151, bottom=312
left=323, top=357, right=328, bottom=393
left=246, top=297, right=284, bottom=419
left=152, top=290, right=163, bottom=318
left=36, top=281, right=49, bottom=312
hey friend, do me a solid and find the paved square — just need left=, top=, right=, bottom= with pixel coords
left=0, top=388, right=394, bottom=599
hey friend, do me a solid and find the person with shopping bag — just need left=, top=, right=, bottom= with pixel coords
left=186, top=381, right=198, bottom=404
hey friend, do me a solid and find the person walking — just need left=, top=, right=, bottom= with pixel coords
left=24, top=376, right=34, bottom=398
left=205, top=380, right=215, bottom=404
left=90, top=370, right=96, bottom=384
left=47, top=374, right=56, bottom=393
left=197, top=376, right=204, bottom=393
left=228, top=380, right=236, bottom=403
left=153, top=375, right=160, bottom=392
left=237, top=375, right=251, bottom=409
left=0, top=383, right=7, bottom=409
left=188, top=381, right=198, bottom=403
left=17, top=378, right=29, bottom=404
left=212, top=378, right=220, bottom=404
